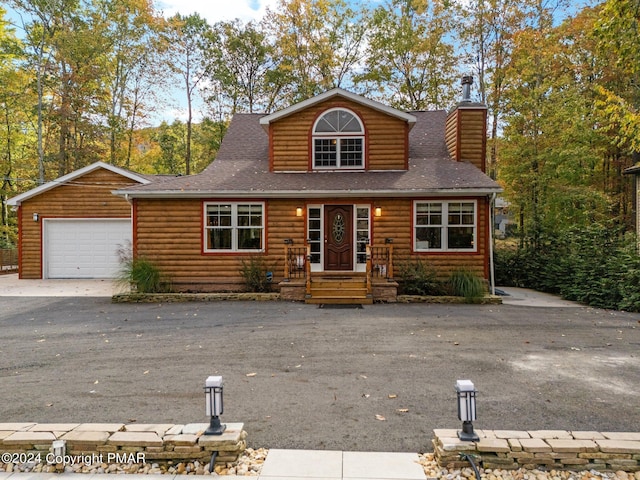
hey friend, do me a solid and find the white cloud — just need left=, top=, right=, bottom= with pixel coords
left=155, top=0, right=279, bottom=24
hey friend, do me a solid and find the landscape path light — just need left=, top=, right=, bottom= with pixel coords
left=204, top=375, right=226, bottom=435
left=456, top=379, right=479, bottom=442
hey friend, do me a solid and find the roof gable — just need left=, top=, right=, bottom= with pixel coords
left=259, top=88, right=417, bottom=129
left=113, top=111, right=501, bottom=198
left=7, top=161, right=150, bottom=206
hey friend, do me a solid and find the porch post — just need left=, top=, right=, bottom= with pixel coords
left=284, top=244, right=290, bottom=280
left=305, top=244, right=311, bottom=296
left=365, top=244, right=372, bottom=294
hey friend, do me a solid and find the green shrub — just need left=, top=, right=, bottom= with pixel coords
left=116, top=243, right=169, bottom=293
left=397, top=259, right=446, bottom=295
left=240, top=256, right=273, bottom=293
left=494, top=224, right=640, bottom=311
left=448, top=269, right=485, bottom=300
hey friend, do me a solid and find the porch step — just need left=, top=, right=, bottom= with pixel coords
left=306, top=277, right=372, bottom=305
left=306, top=295, right=373, bottom=305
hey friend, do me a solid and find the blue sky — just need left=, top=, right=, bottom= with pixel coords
left=155, top=0, right=280, bottom=24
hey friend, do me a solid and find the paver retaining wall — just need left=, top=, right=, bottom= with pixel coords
left=2, top=424, right=640, bottom=473
left=434, top=429, right=640, bottom=472
left=0, top=422, right=246, bottom=466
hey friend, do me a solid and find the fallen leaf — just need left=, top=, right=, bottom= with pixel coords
left=37, top=339, right=46, bottom=343
left=359, top=375, right=367, bottom=379
left=143, top=370, right=150, bottom=375
left=388, top=394, right=397, bottom=399
left=46, top=403, right=54, bottom=407
left=246, top=372, right=257, bottom=377
left=94, top=380, right=99, bottom=384
left=397, top=408, right=409, bottom=413
left=375, top=414, right=386, bottom=421
left=362, top=394, right=370, bottom=398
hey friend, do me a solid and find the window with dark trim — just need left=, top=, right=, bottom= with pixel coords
left=204, top=203, right=264, bottom=252
left=312, top=108, right=364, bottom=169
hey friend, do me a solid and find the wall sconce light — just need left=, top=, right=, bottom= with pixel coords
left=374, top=207, right=382, bottom=217
left=385, top=238, right=393, bottom=244
left=204, top=376, right=226, bottom=435
left=456, top=379, right=479, bottom=441
left=283, top=238, right=294, bottom=245
left=296, top=207, right=303, bottom=217
left=33, top=212, right=39, bottom=222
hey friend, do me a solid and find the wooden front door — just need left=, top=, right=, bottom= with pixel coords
left=325, top=205, right=353, bottom=271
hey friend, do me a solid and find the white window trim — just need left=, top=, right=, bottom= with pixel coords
left=307, top=205, right=324, bottom=272
left=204, top=202, right=265, bottom=253
left=312, top=108, right=365, bottom=170
left=413, top=200, right=478, bottom=252
left=355, top=205, right=370, bottom=272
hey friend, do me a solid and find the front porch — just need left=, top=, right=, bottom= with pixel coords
left=279, top=245, right=398, bottom=304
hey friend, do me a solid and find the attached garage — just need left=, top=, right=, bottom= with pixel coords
left=7, top=162, right=149, bottom=279
left=44, top=219, right=131, bottom=278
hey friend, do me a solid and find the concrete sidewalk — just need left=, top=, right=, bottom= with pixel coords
left=0, top=450, right=428, bottom=480
left=0, top=274, right=117, bottom=297
left=498, top=286, right=582, bottom=308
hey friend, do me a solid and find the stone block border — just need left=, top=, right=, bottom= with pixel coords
left=434, top=429, right=640, bottom=472
left=0, top=422, right=246, bottom=466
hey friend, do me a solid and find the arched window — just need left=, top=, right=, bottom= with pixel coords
left=312, top=108, right=364, bottom=169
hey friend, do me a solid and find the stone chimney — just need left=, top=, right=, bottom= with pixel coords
left=445, top=76, right=488, bottom=172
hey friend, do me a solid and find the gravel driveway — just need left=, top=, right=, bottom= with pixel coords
left=1, top=296, right=638, bottom=452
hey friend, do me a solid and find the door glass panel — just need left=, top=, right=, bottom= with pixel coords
left=332, top=213, right=346, bottom=244
left=307, top=207, right=322, bottom=264
left=356, top=207, right=369, bottom=264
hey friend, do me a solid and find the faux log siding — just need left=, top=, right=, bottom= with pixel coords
left=270, top=98, right=408, bottom=172
left=19, top=168, right=136, bottom=279
left=458, top=109, right=486, bottom=171
left=373, top=198, right=489, bottom=280
left=134, top=197, right=489, bottom=292
left=445, top=107, right=487, bottom=173
left=134, top=199, right=305, bottom=291
left=445, top=110, right=459, bottom=161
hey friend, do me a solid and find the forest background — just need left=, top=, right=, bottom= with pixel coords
left=1, top=0, right=639, bottom=308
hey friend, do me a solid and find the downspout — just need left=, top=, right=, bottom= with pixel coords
left=489, top=193, right=497, bottom=296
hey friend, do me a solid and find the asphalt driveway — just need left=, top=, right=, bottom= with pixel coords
left=0, top=282, right=638, bottom=453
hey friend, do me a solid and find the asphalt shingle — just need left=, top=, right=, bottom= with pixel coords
left=117, top=110, right=501, bottom=197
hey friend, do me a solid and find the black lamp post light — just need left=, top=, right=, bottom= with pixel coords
left=456, top=379, right=479, bottom=442
left=204, top=376, right=226, bottom=436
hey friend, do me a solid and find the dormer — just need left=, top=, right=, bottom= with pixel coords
left=260, top=88, right=417, bottom=172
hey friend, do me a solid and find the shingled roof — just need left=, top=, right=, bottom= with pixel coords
left=114, top=110, right=501, bottom=199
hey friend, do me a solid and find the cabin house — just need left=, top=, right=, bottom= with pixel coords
left=8, top=85, right=502, bottom=303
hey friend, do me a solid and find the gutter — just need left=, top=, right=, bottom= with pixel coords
left=111, top=187, right=503, bottom=200
left=489, top=192, right=497, bottom=296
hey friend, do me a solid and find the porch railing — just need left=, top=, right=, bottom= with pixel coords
left=0, top=248, right=18, bottom=273
left=284, top=245, right=308, bottom=281
left=366, top=244, right=393, bottom=282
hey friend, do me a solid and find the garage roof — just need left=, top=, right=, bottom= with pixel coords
left=7, top=161, right=151, bottom=207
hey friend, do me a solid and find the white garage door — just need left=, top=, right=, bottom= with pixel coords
left=44, top=219, right=132, bottom=278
